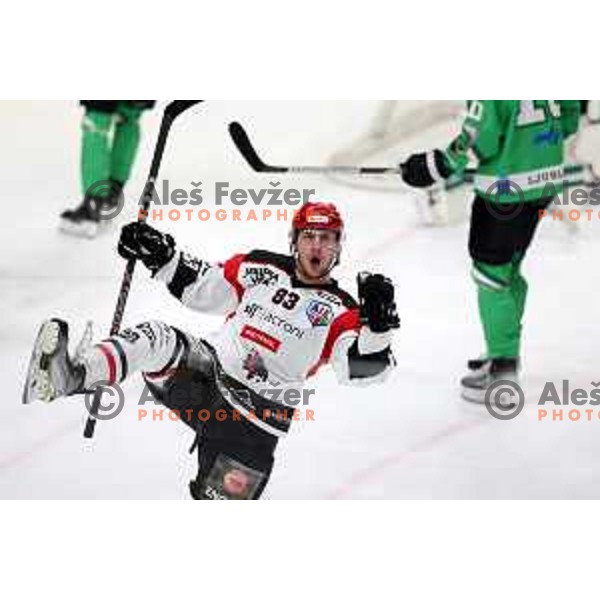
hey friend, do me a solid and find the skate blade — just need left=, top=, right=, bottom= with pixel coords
left=461, top=386, right=518, bottom=409
left=59, top=218, right=98, bottom=239
left=461, top=387, right=487, bottom=405
left=22, top=320, right=61, bottom=405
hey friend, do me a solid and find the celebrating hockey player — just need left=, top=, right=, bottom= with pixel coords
left=23, top=202, right=399, bottom=499
left=60, top=100, right=155, bottom=238
left=400, top=101, right=581, bottom=402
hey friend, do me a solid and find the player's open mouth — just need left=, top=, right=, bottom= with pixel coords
left=310, top=257, right=321, bottom=269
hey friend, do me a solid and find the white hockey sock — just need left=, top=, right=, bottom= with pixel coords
left=79, top=321, right=184, bottom=388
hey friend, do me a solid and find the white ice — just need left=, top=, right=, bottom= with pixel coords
left=2, top=100, right=600, bottom=499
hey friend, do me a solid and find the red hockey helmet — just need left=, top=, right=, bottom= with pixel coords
left=290, top=202, right=345, bottom=271
left=291, top=202, right=344, bottom=242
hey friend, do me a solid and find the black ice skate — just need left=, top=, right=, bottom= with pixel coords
left=461, top=357, right=520, bottom=404
left=22, top=319, right=86, bottom=404
left=467, top=357, right=491, bottom=375
left=60, top=181, right=123, bottom=239
left=59, top=196, right=103, bottom=238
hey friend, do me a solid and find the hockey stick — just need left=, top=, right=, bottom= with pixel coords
left=229, top=121, right=402, bottom=176
left=83, top=100, right=203, bottom=439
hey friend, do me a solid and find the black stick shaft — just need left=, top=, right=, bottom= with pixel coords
left=83, top=101, right=203, bottom=439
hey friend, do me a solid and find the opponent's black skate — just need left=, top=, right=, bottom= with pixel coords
left=466, top=357, right=491, bottom=377
left=60, top=181, right=123, bottom=238
left=22, top=319, right=86, bottom=404
left=461, top=357, right=520, bottom=404
left=59, top=196, right=103, bottom=238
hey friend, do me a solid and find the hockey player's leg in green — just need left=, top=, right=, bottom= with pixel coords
left=472, top=261, right=521, bottom=359
left=81, top=109, right=114, bottom=198
left=462, top=260, right=522, bottom=402
left=110, top=103, right=145, bottom=187
left=60, top=108, right=116, bottom=237
left=510, top=252, right=528, bottom=342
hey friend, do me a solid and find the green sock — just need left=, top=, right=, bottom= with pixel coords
left=110, top=103, right=144, bottom=185
left=510, top=255, right=528, bottom=342
left=81, top=110, right=114, bottom=197
left=472, top=261, right=521, bottom=359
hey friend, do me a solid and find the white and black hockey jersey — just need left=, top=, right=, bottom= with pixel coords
left=155, top=249, right=396, bottom=435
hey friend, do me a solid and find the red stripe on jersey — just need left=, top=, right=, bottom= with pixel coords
left=307, top=308, right=360, bottom=378
left=241, top=325, right=282, bottom=353
left=98, top=343, right=117, bottom=385
left=306, top=358, right=326, bottom=379
left=222, top=254, right=247, bottom=301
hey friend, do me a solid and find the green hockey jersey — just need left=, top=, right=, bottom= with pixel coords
left=444, top=100, right=581, bottom=202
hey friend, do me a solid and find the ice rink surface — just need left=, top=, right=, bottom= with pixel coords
left=2, top=101, right=600, bottom=499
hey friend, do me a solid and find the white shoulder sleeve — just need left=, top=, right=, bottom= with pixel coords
left=154, top=251, right=245, bottom=315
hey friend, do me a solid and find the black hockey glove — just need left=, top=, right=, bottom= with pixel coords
left=400, top=149, right=452, bottom=189
left=358, top=272, right=400, bottom=333
left=118, top=221, right=176, bottom=274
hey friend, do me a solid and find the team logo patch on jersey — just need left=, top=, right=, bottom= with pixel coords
left=306, top=300, right=333, bottom=327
